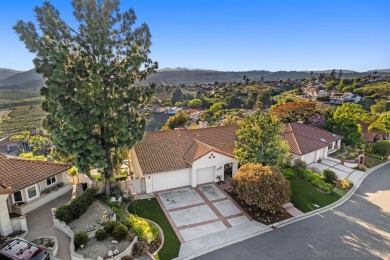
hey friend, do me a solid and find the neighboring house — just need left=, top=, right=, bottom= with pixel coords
left=357, top=120, right=388, bottom=143
left=0, top=137, right=19, bottom=154
left=130, top=122, right=343, bottom=194
left=283, top=122, right=343, bottom=164
left=130, top=125, right=240, bottom=193
left=329, top=92, right=361, bottom=104
left=0, top=154, right=72, bottom=236
left=186, top=108, right=202, bottom=121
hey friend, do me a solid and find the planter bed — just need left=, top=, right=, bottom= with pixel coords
left=75, top=236, right=132, bottom=259
left=225, top=188, right=292, bottom=225
left=68, top=200, right=114, bottom=234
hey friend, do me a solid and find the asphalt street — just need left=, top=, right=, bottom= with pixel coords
left=195, top=164, right=390, bottom=260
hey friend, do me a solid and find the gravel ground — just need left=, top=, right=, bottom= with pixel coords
left=68, top=200, right=112, bottom=233
left=76, top=237, right=132, bottom=259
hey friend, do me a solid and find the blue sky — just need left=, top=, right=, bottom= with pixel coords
left=1, top=0, right=390, bottom=72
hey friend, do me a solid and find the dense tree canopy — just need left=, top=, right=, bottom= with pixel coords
left=162, top=111, right=188, bottom=130
left=231, top=163, right=291, bottom=212
left=188, top=99, right=202, bottom=108
left=372, top=141, right=390, bottom=159
left=234, top=112, right=289, bottom=166
left=333, top=103, right=368, bottom=122
left=14, top=0, right=157, bottom=194
left=270, top=101, right=316, bottom=123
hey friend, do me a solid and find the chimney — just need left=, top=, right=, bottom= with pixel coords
left=199, top=121, right=208, bottom=128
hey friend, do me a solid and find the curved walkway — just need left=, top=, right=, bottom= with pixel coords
left=24, top=192, right=72, bottom=260
left=195, top=163, right=390, bottom=259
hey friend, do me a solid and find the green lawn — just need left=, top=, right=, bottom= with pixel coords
left=289, top=178, right=342, bottom=213
left=128, top=198, right=180, bottom=260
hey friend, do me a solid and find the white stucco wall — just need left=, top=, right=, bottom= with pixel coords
left=130, top=148, right=143, bottom=178
left=0, top=194, right=13, bottom=236
left=191, top=152, right=239, bottom=187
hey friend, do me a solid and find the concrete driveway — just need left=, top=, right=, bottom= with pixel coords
left=156, top=184, right=251, bottom=242
left=196, top=163, right=390, bottom=260
left=24, top=191, right=72, bottom=260
left=309, top=158, right=365, bottom=183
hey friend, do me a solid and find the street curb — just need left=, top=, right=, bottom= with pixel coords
left=174, top=160, right=390, bottom=260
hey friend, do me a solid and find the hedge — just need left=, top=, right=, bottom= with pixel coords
left=282, top=167, right=333, bottom=192
left=55, top=188, right=97, bottom=223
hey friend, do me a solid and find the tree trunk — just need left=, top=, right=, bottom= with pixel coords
left=102, top=127, right=113, bottom=196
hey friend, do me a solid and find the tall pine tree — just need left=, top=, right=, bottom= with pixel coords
left=14, top=0, right=158, bottom=194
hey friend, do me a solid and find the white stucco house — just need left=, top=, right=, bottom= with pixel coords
left=130, top=125, right=239, bottom=193
left=0, top=154, right=72, bottom=236
left=129, top=123, right=343, bottom=194
left=283, top=122, right=343, bottom=164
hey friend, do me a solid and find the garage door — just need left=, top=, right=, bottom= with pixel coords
left=152, top=170, right=190, bottom=192
left=196, top=167, right=215, bottom=185
left=304, top=151, right=316, bottom=164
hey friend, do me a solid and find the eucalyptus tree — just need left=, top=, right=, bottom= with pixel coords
left=14, top=0, right=158, bottom=194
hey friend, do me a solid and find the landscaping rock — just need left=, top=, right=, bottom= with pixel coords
left=112, top=240, right=118, bottom=244
left=97, top=257, right=103, bottom=260
left=108, top=250, right=113, bottom=257
left=113, top=249, right=119, bottom=255
left=110, top=197, right=117, bottom=202
left=117, top=196, right=122, bottom=202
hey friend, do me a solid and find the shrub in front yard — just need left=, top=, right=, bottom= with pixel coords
left=341, top=179, right=353, bottom=189
left=95, top=228, right=108, bottom=241
left=372, top=140, right=390, bottom=159
left=132, top=241, right=149, bottom=256
left=74, top=231, right=88, bottom=249
left=323, top=169, right=337, bottom=184
left=55, top=188, right=97, bottom=223
left=293, top=159, right=307, bottom=171
left=283, top=167, right=333, bottom=193
left=129, top=214, right=159, bottom=244
left=112, top=224, right=128, bottom=241
left=231, top=163, right=291, bottom=212
left=104, top=221, right=119, bottom=235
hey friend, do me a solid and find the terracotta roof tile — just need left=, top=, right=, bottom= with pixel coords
left=0, top=156, right=72, bottom=192
left=134, top=125, right=239, bottom=175
left=283, top=122, right=343, bottom=155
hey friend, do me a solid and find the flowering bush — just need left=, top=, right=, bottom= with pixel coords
left=231, top=164, right=291, bottom=212
left=128, top=214, right=159, bottom=244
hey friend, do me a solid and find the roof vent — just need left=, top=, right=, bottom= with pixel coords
left=332, top=134, right=337, bottom=138
left=320, top=138, right=327, bottom=143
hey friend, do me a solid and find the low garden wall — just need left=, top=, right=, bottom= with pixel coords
left=10, top=215, right=28, bottom=235
left=326, top=157, right=358, bottom=168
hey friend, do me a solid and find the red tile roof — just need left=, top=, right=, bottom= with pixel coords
left=357, top=120, right=386, bottom=143
left=134, top=125, right=239, bottom=175
left=134, top=123, right=343, bottom=174
left=283, top=122, right=343, bottom=155
left=0, top=155, right=72, bottom=192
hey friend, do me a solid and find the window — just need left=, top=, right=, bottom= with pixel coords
left=27, top=185, right=38, bottom=200
left=46, top=176, right=56, bottom=186
left=328, top=143, right=334, bottom=150
left=13, top=191, right=23, bottom=203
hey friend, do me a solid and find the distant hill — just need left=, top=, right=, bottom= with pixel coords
left=142, top=68, right=390, bottom=85
left=0, top=68, right=21, bottom=81
left=0, top=69, right=45, bottom=90
left=0, top=67, right=388, bottom=89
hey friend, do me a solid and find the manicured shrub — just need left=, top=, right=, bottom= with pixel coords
left=104, top=221, right=119, bottom=235
left=129, top=214, right=159, bottom=244
left=341, top=179, right=353, bottom=189
left=281, top=168, right=296, bottom=178
left=122, top=219, right=132, bottom=230
left=372, top=140, right=390, bottom=159
left=95, top=228, right=108, bottom=241
left=55, top=188, right=97, bottom=223
left=293, top=159, right=307, bottom=171
left=323, top=169, right=337, bottom=184
left=231, top=163, right=291, bottom=212
left=74, top=231, right=88, bottom=249
left=121, top=255, right=134, bottom=260
left=112, top=224, right=128, bottom=241
left=132, top=241, right=149, bottom=256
